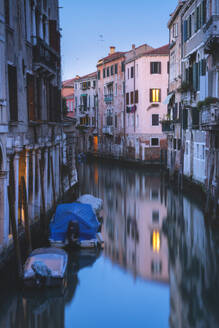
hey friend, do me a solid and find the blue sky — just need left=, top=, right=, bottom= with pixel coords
left=60, top=0, right=178, bottom=81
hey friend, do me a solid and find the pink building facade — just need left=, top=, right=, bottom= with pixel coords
left=125, top=45, right=170, bottom=162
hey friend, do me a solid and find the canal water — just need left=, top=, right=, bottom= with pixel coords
left=1, top=159, right=219, bottom=327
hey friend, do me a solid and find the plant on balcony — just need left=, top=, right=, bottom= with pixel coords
left=177, top=81, right=193, bottom=93
left=197, top=97, right=219, bottom=110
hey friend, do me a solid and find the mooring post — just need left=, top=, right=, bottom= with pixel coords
left=21, top=176, right=32, bottom=254
left=50, top=156, right=56, bottom=211
left=7, top=185, right=23, bottom=278
left=39, top=158, right=46, bottom=229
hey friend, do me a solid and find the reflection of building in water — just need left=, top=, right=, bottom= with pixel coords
left=78, top=162, right=169, bottom=283
left=165, top=189, right=219, bottom=328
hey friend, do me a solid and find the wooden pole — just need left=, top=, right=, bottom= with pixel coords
left=50, top=156, right=56, bottom=210
left=21, top=176, right=32, bottom=254
left=7, top=185, right=23, bottom=278
left=39, top=158, right=46, bottom=228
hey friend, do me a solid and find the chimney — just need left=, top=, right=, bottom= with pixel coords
left=132, top=44, right=135, bottom=50
left=109, top=46, right=115, bottom=55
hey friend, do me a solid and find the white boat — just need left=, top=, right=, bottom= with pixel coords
left=77, top=194, right=103, bottom=216
left=23, top=248, right=68, bottom=288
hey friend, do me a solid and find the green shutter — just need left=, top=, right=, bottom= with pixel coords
left=193, top=63, right=197, bottom=91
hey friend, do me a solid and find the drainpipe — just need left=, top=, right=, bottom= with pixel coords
left=123, top=59, right=126, bottom=158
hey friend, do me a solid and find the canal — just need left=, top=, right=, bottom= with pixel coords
left=0, top=159, right=219, bottom=327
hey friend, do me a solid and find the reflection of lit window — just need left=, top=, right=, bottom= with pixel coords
left=151, top=260, right=162, bottom=274
left=151, top=230, right=161, bottom=253
left=151, top=189, right=159, bottom=200
left=152, top=211, right=159, bottom=223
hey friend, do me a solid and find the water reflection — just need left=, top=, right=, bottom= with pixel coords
left=1, top=160, right=219, bottom=327
left=79, top=162, right=169, bottom=284
left=0, top=249, right=100, bottom=328
left=164, top=189, right=219, bottom=328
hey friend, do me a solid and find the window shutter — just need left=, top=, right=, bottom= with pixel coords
left=126, top=93, right=129, bottom=105
left=135, top=90, right=138, bottom=103
left=27, top=73, right=35, bottom=121
left=159, top=89, right=161, bottom=102
left=115, top=64, right=118, bottom=74
left=8, top=65, right=18, bottom=121
left=193, top=63, right=197, bottom=91
left=150, top=62, right=153, bottom=74
left=150, top=89, right=152, bottom=102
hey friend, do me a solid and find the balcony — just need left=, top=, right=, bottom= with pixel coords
left=104, top=95, right=113, bottom=104
left=200, top=104, right=219, bottom=130
left=33, top=37, right=59, bottom=73
left=102, top=126, right=113, bottom=135
left=161, top=120, right=174, bottom=133
left=204, top=15, right=219, bottom=53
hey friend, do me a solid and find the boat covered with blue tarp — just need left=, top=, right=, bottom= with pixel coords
left=49, top=203, right=100, bottom=244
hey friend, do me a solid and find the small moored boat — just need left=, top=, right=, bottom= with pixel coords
left=49, top=202, right=104, bottom=249
left=23, top=248, right=68, bottom=288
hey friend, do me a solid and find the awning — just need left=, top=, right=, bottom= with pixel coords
left=163, top=93, right=174, bottom=105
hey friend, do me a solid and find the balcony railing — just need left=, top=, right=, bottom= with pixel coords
left=33, top=37, right=59, bottom=72
left=200, top=104, right=219, bottom=130
left=161, top=120, right=174, bottom=133
left=104, top=95, right=113, bottom=103
left=204, top=15, right=219, bottom=53
left=102, top=126, right=113, bottom=135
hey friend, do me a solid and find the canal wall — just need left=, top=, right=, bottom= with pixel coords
left=0, top=181, right=79, bottom=284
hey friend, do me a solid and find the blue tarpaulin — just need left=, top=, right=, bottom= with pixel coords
left=49, top=203, right=100, bottom=242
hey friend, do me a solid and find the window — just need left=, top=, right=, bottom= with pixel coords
left=115, top=83, right=117, bottom=96
left=111, top=65, right=114, bottom=76
left=127, top=68, right=129, bottom=79
left=107, top=67, right=110, bottom=77
left=4, top=0, right=10, bottom=25
left=151, top=138, right=159, bottom=147
left=8, top=65, right=18, bottom=121
left=167, top=61, right=170, bottom=74
left=121, top=61, right=125, bottom=72
left=130, top=91, right=134, bottom=104
left=93, top=80, right=96, bottom=88
left=27, top=73, right=35, bottom=121
left=103, top=68, right=106, bottom=78
left=126, top=93, right=129, bottom=105
left=135, top=90, right=138, bottom=103
left=98, top=70, right=100, bottom=80
left=131, top=66, right=134, bottom=78
left=150, top=89, right=161, bottom=102
left=172, top=23, right=178, bottom=38
left=150, top=62, right=161, bottom=74
left=115, top=64, right=118, bottom=74
left=122, top=81, right=125, bottom=95
left=152, top=114, right=159, bottom=126
left=115, top=113, right=117, bottom=128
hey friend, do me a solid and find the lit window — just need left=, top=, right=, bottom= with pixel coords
left=150, top=89, right=161, bottom=102
left=151, top=230, right=161, bottom=253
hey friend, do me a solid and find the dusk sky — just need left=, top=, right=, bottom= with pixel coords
left=60, top=0, right=178, bottom=81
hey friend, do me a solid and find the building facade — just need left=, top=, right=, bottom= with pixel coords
left=97, top=47, right=126, bottom=156
left=125, top=44, right=169, bottom=162
left=0, top=0, right=77, bottom=251
left=74, top=72, right=98, bottom=153
left=62, top=78, right=76, bottom=118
